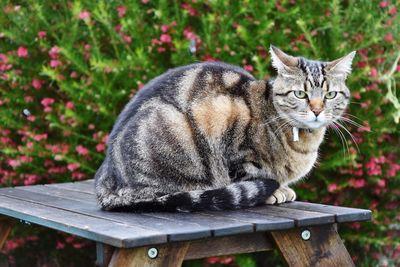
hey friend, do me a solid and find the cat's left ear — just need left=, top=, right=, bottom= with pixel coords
left=269, top=45, right=298, bottom=76
left=325, top=51, right=356, bottom=79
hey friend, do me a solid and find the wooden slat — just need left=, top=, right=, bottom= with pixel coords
left=0, top=217, right=12, bottom=249
left=21, top=185, right=296, bottom=236
left=14, top=186, right=258, bottom=240
left=245, top=205, right=335, bottom=227
left=20, top=184, right=96, bottom=203
left=0, top=196, right=166, bottom=247
left=185, top=232, right=273, bottom=260
left=80, top=179, right=95, bottom=185
left=200, top=210, right=294, bottom=231
left=271, top=224, right=355, bottom=267
left=47, top=181, right=95, bottom=194
left=109, top=242, right=190, bottom=267
left=147, top=212, right=253, bottom=238
left=280, top=201, right=372, bottom=223
left=0, top=188, right=212, bottom=243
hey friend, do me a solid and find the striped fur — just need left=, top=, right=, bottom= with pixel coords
left=95, top=47, right=355, bottom=212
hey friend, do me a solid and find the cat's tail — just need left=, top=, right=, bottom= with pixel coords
left=105, top=179, right=279, bottom=212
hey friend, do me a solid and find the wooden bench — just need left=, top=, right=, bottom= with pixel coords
left=0, top=179, right=371, bottom=266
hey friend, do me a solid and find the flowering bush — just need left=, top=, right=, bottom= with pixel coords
left=0, top=0, right=399, bottom=266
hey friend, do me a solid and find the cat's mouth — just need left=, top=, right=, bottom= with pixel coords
left=292, top=113, right=329, bottom=129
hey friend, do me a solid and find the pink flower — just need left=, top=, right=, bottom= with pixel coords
left=32, top=79, right=43, bottom=90
left=160, top=34, right=172, bottom=43
left=117, top=5, right=127, bottom=17
left=384, top=33, right=393, bottom=42
left=33, top=133, right=47, bottom=141
left=65, top=101, right=75, bottom=109
left=379, top=1, right=389, bottom=8
left=122, top=35, right=132, bottom=44
left=79, top=10, right=91, bottom=20
left=70, top=71, right=78, bottom=78
left=44, top=107, right=52, bottom=113
left=219, top=257, right=234, bottom=265
left=0, top=53, right=8, bottom=63
left=96, top=143, right=106, bottom=152
left=142, top=0, right=150, bottom=3
left=72, top=172, right=85, bottom=180
left=370, top=67, right=378, bottom=78
left=157, top=47, right=166, bottom=53
left=41, top=98, right=55, bottom=107
left=8, top=159, right=20, bottom=168
left=49, top=46, right=60, bottom=58
left=72, top=242, right=85, bottom=249
left=389, top=6, right=397, bottom=16
left=161, top=25, right=169, bottom=33
left=377, top=179, right=386, bottom=188
left=349, top=178, right=366, bottom=188
left=366, top=158, right=382, bottom=176
left=56, top=241, right=65, bottom=250
left=19, top=155, right=32, bottom=163
left=25, top=95, right=34, bottom=102
left=181, top=3, right=198, bottom=16
left=27, top=115, right=35, bottom=122
left=327, top=183, right=338, bottom=192
left=76, top=145, right=89, bottom=156
left=24, top=174, right=39, bottom=185
left=387, top=163, right=400, bottom=177
left=243, top=65, right=254, bottom=72
left=38, top=31, right=47, bottom=39
left=207, top=257, right=220, bottom=264
left=50, top=59, right=61, bottom=68
left=67, top=163, right=80, bottom=172
left=17, top=46, right=28, bottom=58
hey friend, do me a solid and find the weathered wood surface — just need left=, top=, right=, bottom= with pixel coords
left=0, top=217, right=13, bottom=249
left=185, top=232, right=273, bottom=260
left=0, top=195, right=166, bottom=247
left=0, top=179, right=372, bottom=249
left=271, top=224, right=355, bottom=267
left=280, top=201, right=372, bottom=222
left=109, top=243, right=190, bottom=267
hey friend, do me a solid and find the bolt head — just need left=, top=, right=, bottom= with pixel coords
left=147, top=247, right=158, bottom=259
left=301, top=229, right=311, bottom=240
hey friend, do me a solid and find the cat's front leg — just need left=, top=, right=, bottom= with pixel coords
left=265, top=186, right=296, bottom=204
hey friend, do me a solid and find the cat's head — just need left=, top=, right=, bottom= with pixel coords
left=270, top=45, right=355, bottom=129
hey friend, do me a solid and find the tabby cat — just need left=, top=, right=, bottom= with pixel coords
left=95, top=46, right=355, bottom=212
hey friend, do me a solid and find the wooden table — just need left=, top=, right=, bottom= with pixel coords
left=0, top=180, right=371, bottom=267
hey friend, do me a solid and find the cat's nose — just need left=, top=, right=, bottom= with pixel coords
left=312, top=109, right=322, bottom=116
left=309, top=99, right=324, bottom=117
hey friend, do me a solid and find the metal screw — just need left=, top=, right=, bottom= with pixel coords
left=301, top=229, right=311, bottom=241
left=147, top=247, right=158, bottom=259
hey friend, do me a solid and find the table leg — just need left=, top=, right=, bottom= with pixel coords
left=96, top=243, right=115, bottom=267
left=270, top=224, right=355, bottom=267
left=108, top=242, right=190, bottom=267
left=0, top=217, right=12, bottom=249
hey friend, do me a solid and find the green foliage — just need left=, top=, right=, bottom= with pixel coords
left=0, top=0, right=399, bottom=266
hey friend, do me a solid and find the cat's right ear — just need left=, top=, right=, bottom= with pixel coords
left=269, top=45, right=298, bottom=76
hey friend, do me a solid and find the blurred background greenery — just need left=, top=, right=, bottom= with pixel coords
left=0, top=0, right=399, bottom=266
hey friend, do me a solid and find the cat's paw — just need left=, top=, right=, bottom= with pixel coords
left=281, top=186, right=296, bottom=202
left=265, top=186, right=296, bottom=205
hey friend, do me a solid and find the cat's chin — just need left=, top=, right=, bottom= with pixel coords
left=301, top=120, right=327, bottom=129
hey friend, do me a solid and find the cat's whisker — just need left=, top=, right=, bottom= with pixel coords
left=328, top=124, right=349, bottom=157
left=339, top=117, right=364, bottom=129
left=263, top=115, right=285, bottom=125
left=342, top=112, right=364, bottom=122
left=333, top=121, right=360, bottom=153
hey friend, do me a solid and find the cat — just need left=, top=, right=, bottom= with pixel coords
left=94, top=46, right=355, bottom=212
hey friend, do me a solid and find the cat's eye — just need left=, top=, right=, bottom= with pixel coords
left=293, top=90, right=307, bottom=99
left=325, top=91, right=338, bottom=99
